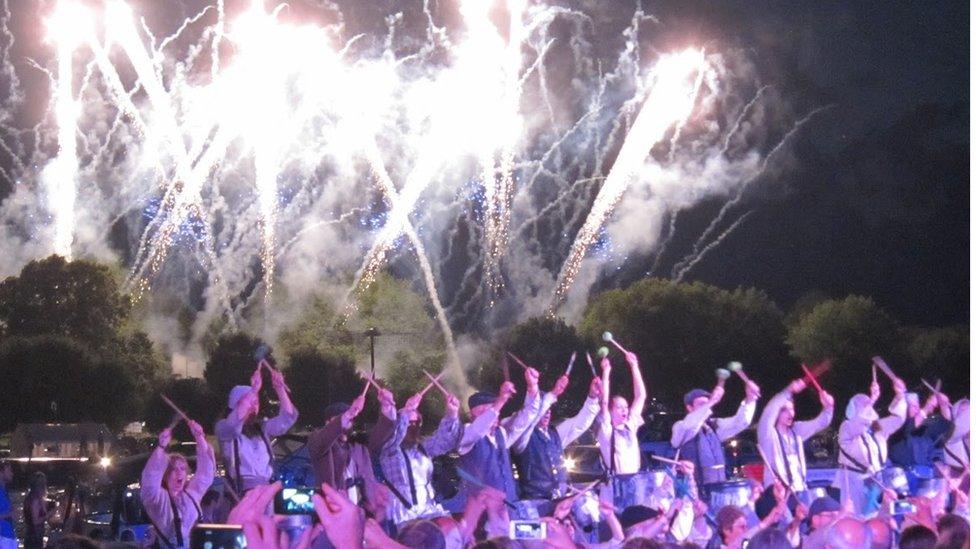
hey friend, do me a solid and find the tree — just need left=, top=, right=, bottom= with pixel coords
left=0, top=256, right=130, bottom=348
left=274, top=274, right=450, bottom=425
left=904, top=325, right=969, bottom=399
left=285, top=346, right=363, bottom=429
left=144, top=378, right=218, bottom=435
left=786, top=296, right=904, bottom=411
left=580, top=279, right=790, bottom=416
left=0, top=335, right=139, bottom=430
left=475, top=317, right=588, bottom=418
left=204, top=332, right=265, bottom=402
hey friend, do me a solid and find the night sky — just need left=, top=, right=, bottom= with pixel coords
left=603, top=1, right=969, bottom=327
left=0, top=0, right=968, bottom=330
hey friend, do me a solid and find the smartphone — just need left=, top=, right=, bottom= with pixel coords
left=509, top=520, right=547, bottom=540
left=889, top=500, right=917, bottom=515
left=190, top=524, right=247, bottom=549
left=274, top=487, right=317, bottom=515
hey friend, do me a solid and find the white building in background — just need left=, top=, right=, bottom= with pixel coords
left=170, top=351, right=205, bottom=378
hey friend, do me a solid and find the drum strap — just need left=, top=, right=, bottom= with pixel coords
left=838, top=446, right=871, bottom=475
left=943, top=444, right=967, bottom=469
left=401, top=447, right=418, bottom=505
left=860, top=431, right=882, bottom=470
left=774, top=429, right=797, bottom=489
left=609, top=431, right=617, bottom=474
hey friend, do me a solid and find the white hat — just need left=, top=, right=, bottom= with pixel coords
left=228, top=385, right=252, bottom=409
left=845, top=394, right=878, bottom=422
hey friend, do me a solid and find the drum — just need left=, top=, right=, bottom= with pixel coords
left=874, top=466, right=910, bottom=497
left=906, top=465, right=945, bottom=497
left=571, top=490, right=601, bottom=528
left=704, top=479, right=752, bottom=511
left=611, top=469, right=669, bottom=509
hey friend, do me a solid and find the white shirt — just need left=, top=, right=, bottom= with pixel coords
left=598, top=414, right=644, bottom=475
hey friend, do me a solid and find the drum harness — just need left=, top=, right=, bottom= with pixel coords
left=228, top=419, right=275, bottom=496
left=146, top=488, right=203, bottom=549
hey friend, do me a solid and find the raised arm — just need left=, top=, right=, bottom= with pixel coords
left=555, top=377, right=602, bottom=446
left=500, top=368, right=543, bottom=448
left=458, top=408, right=499, bottom=455
left=186, top=421, right=216, bottom=499
left=759, top=379, right=805, bottom=445
left=625, top=352, right=647, bottom=422
left=599, top=356, right=612, bottom=436
left=307, top=395, right=364, bottom=459
left=671, top=403, right=714, bottom=448
left=715, top=381, right=760, bottom=441
left=140, top=429, right=172, bottom=511
left=369, top=388, right=399, bottom=454
left=513, top=374, right=570, bottom=453
left=458, top=382, right=514, bottom=455
left=263, top=369, right=299, bottom=437
left=423, top=394, right=462, bottom=457
left=794, top=390, right=834, bottom=441
left=878, top=378, right=907, bottom=437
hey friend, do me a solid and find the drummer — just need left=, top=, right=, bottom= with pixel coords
left=512, top=374, right=602, bottom=503
left=943, top=398, right=969, bottom=473
left=756, top=378, right=834, bottom=503
left=888, top=390, right=953, bottom=494
left=670, top=376, right=761, bottom=495
left=836, top=374, right=907, bottom=515
left=596, top=350, right=647, bottom=506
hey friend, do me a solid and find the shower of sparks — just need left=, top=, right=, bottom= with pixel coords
left=7, top=0, right=818, bottom=378
left=549, top=49, right=705, bottom=313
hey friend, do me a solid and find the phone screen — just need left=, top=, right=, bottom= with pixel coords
left=889, top=500, right=916, bottom=515
left=509, top=520, right=547, bottom=540
left=190, top=524, right=246, bottom=549
left=274, top=487, right=317, bottom=515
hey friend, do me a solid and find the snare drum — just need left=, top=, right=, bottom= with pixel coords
left=611, top=469, right=668, bottom=509
left=704, top=479, right=752, bottom=511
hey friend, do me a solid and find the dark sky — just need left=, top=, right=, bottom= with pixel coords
left=607, top=1, right=969, bottom=327
left=0, top=0, right=969, bottom=330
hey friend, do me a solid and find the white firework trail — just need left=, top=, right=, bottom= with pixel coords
left=673, top=210, right=754, bottom=282
left=676, top=104, right=832, bottom=276
left=0, top=0, right=814, bottom=370
left=549, top=49, right=706, bottom=314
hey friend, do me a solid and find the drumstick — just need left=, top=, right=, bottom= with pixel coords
left=455, top=466, right=518, bottom=510
left=418, top=371, right=446, bottom=397
left=586, top=352, right=596, bottom=377
left=800, top=363, right=825, bottom=395
left=601, top=331, right=629, bottom=354
left=870, top=356, right=898, bottom=382
left=359, top=374, right=372, bottom=397
left=161, top=395, right=191, bottom=423
left=652, top=455, right=683, bottom=466
left=422, top=369, right=451, bottom=397
left=715, top=368, right=731, bottom=388
left=921, top=379, right=941, bottom=395
left=505, top=352, right=531, bottom=371
left=258, top=359, right=292, bottom=393
left=727, top=361, right=752, bottom=384
left=871, top=364, right=878, bottom=386
left=756, top=445, right=798, bottom=500
left=564, top=352, right=577, bottom=377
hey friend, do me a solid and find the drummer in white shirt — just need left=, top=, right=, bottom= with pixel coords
left=596, top=349, right=647, bottom=505
left=836, top=373, right=907, bottom=516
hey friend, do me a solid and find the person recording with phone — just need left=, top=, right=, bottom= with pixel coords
left=141, top=420, right=215, bottom=549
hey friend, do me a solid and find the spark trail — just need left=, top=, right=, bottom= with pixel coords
left=549, top=49, right=705, bottom=314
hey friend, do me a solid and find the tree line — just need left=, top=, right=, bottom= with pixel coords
left=0, top=256, right=966, bottom=434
